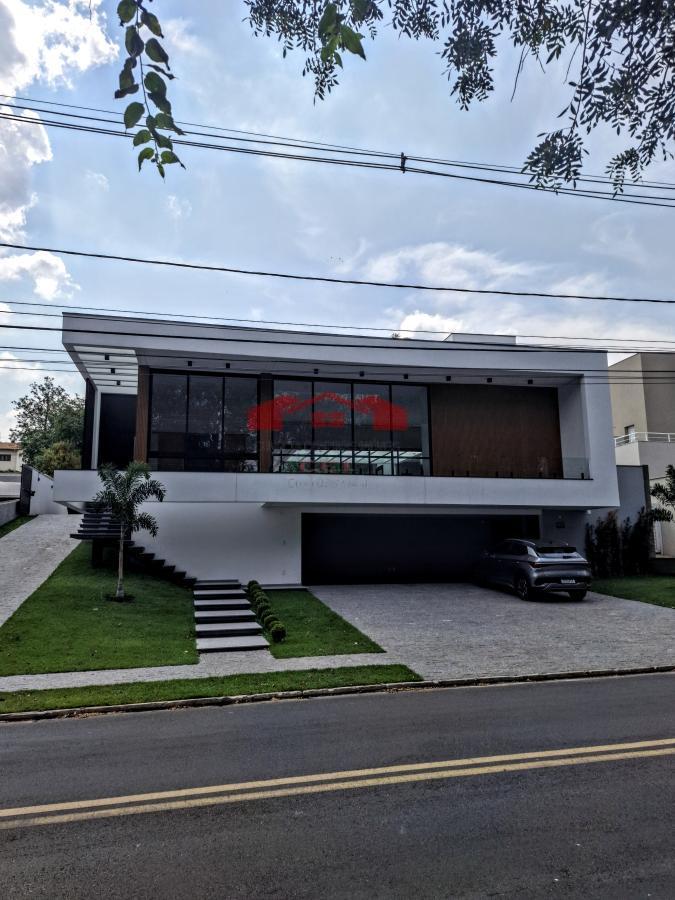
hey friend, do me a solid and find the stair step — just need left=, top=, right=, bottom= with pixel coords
left=193, top=590, right=248, bottom=600
left=197, top=635, right=269, bottom=653
left=197, top=578, right=242, bottom=590
left=195, top=622, right=263, bottom=637
left=194, top=599, right=251, bottom=610
left=195, top=611, right=256, bottom=624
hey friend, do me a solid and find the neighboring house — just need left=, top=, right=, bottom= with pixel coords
left=610, top=352, right=675, bottom=557
left=0, top=442, right=23, bottom=472
left=53, top=313, right=621, bottom=584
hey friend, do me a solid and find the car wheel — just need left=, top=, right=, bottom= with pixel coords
left=569, top=590, right=587, bottom=601
left=515, top=576, right=531, bottom=601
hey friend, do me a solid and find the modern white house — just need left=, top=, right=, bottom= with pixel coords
left=52, top=312, right=621, bottom=584
left=610, top=352, right=675, bottom=559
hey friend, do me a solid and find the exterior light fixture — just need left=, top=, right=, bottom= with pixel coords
left=445, top=375, right=452, bottom=382
left=313, top=368, right=319, bottom=375
left=487, top=377, right=493, bottom=383
left=225, top=363, right=231, bottom=369
left=527, top=378, right=533, bottom=385
left=110, top=368, right=115, bottom=374
left=116, top=380, right=121, bottom=387
left=403, top=374, right=409, bottom=380
left=359, top=371, right=365, bottom=377
left=104, top=353, right=110, bottom=361
left=187, top=360, right=193, bottom=367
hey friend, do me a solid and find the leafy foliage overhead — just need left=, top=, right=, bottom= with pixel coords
left=116, top=2, right=675, bottom=190
left=115, top=0, right=185, bottom=178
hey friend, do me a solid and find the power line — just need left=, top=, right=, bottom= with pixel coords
left=4, top=299, right=675, bottom=349
left=0, top=317, right=671, bottom=358
left=3, top=108, right=675, bottom=209
left=2, top=240, right=675, bottom=304
left=5, top=93, right=675, bottom=194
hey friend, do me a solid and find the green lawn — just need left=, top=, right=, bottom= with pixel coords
left=0, top=665, right=420, bottom=715
left=0, top=515, right=35, bottom=540
left=592, top=576, right=675, bottom=610
left=0, top=543, right=198, bottom=676
left=264, top=589, right=383, bottom=658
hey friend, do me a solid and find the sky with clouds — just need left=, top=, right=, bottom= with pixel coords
left=0, top=0, right=674, bottom=440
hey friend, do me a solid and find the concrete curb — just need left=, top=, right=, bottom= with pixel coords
left=1, top=664, right=673, bottom=723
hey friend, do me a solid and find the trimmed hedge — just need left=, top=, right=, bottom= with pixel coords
left=246, top=580, right=287, bottom=643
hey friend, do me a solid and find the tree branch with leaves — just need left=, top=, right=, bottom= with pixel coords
left=114, top=1, right=675, bottom=190
left=115, top=0, right=185, bottom=177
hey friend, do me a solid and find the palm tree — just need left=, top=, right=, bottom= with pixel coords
left=651, top=465, right=675, bottom=521
left=93, top=462, right=166, bottom=601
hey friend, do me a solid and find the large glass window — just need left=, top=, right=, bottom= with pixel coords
left=186, top=375, right=222, bottom=470
left=223, top=377, right=259, bottom=471
left=149, top=372, right=258, bottom=472
left=149, top=373, right=187, bottom=469
left=272, top=379, right=430, bottom=475
left=391, top=385, right=430, bottom=476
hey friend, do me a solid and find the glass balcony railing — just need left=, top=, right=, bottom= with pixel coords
left=615, top=431, right=675, bottom=446
left=273, top=448, right=430, bottom=476
left=272, top=448, right=591, bottom=479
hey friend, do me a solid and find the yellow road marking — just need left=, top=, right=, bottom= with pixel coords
left=0, top=739, right=673, bottom=830
left=1, top=737, right=673, bottom=819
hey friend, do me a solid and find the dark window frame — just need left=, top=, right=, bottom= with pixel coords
left=272, top=376, right=431, bottom=476
left=147, top=369, right=260, bottom=473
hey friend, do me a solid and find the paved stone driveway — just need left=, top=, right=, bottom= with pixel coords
left=0, top=515, right=80, bottom=628
left=312, top=583, right=675, bottom=680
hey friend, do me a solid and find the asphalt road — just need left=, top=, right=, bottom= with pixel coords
left=1, top=673, right=674, bottom=899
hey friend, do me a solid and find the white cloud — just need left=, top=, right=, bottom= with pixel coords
left=163, top=18, right=208, bottom=57
left=0, top=0, right=117, bottom=91
left=0, top=0, right=116, bottom=288
left=363, top=242, right=540, bottom=286
left=0, top=250, right=77, bottom=299
left=547, top=272, right=611, bottom=298
left=373, top=241, right=675, bottom=348
left=588, top=213, right=647, bottom=267
left=166, top=194, right=193, bottom=220
left=85, top=170, right=109, bottom=191
left=0, top=108, right=51, bottom=240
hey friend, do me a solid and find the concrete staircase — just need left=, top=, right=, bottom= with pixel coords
left=193, top=580, right=269, bottom=653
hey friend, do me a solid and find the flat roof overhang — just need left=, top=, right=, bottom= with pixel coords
left=62, top=312, right=608, bottom=393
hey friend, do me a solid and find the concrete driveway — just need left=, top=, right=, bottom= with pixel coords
left=312, top=583, right=675, bottom=680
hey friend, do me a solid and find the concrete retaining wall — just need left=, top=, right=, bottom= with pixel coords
left=0, top=499, right=18, bottom=528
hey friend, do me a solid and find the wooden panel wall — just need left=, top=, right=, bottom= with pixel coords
left=430, top=384, right=562, bottom=478
left=133, top=366, right=150, bottom=463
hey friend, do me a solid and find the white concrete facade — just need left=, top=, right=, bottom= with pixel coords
left=54, top=314, right=620, bottom=582
left=0, top=444, right=22, bottom=472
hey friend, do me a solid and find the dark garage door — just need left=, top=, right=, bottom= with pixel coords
left=302, top=513, right=539, bottom=584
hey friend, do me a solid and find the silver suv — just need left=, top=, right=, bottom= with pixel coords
left=479, top=539, right=592, bottom=601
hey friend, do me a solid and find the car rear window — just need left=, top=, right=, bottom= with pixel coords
left=537, top=546, right=579, bottom=557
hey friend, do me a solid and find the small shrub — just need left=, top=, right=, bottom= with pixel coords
left=246, top=580, right=287, bottom=643
left=270, top=622, right=286, bottom=643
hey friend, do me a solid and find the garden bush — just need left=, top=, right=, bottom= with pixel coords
left=246, top=581, right=286, bottom=643
left=270, top=623, right=286, bottom=643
